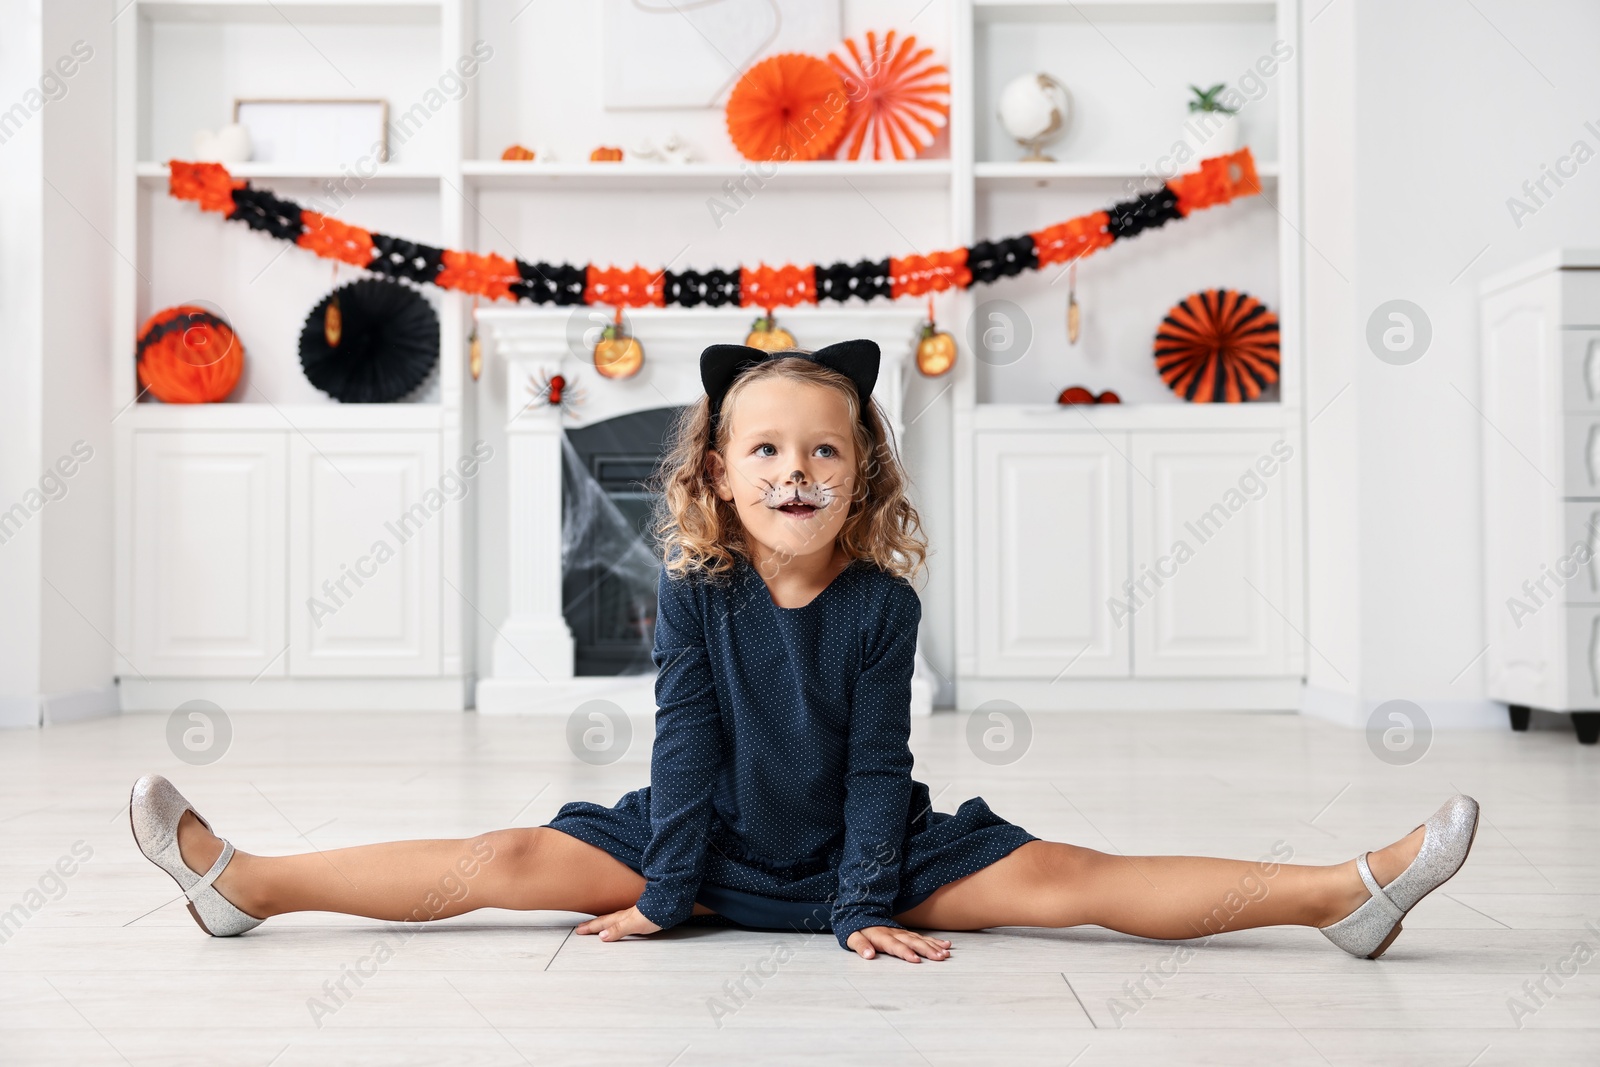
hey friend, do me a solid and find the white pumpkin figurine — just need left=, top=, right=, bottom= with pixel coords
left=998, top=73, right=1071, bottom=162
left=193, top=122, right=252, bottom=163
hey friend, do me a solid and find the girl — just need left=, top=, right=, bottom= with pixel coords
left=130, top=339, right=1480, bottom=964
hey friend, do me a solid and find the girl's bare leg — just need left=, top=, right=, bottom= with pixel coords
left=895, top=827, right=1426, bottom=938
left=174, top=813, right=713, bottom=923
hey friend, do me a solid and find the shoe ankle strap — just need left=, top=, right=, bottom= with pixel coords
left=186, top=838, right=235, bottom=902
left=1355, top=852, right=1404, bottom=924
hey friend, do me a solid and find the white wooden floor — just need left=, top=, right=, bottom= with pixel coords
left=1, top=709, right=1596, bottom=1065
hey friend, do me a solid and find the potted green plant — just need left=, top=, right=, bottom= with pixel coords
left=1183, top=83, right=1240, bottom=156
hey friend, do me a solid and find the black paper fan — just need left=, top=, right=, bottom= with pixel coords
left=299, top=278, right=439, bottom=403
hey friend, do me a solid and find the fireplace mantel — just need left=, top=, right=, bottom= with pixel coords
left=475, top=306, right=936, bottom=717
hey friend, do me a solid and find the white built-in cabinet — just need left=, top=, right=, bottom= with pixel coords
left=125, top=428, right=450, bottom=695
left=1131, top=432, right=1288, bottom=677
left=131, top=432, right=287, bottom=678
left=287, top=433, right=442, bottom=677
left=973, top=427, right=1292, bottom=692
left=1480, top=250, right=1600, bottom=743
left=976, top=432, right=1129, bottom=678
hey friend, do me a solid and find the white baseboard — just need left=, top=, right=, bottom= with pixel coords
left=1299, top=684, right=1508, bottom=730
left=952, top=677, right=1303, bottom=712
left=0, top=696, right=41, bottom=729
left=43, top=685, right=121, bottom=725
left=117, top=677, right=471, bottom=712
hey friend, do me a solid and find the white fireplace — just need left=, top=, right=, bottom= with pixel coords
left=474, top=305, right=937, bottom=717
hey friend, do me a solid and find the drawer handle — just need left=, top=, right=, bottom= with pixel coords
left=1592, top=616, right=1600, bottom=699
left=1589, top=425, right=1600, bottom=487
left=1588, top=339, right=1600, bottom=402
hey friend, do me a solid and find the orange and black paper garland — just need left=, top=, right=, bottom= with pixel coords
left=166, top=149, right=1263, bottom=311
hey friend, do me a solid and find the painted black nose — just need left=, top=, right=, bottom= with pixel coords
left=790, top=469, right=805, bottom=483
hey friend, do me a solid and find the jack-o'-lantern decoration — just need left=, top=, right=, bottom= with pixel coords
left=324, top=294, right=343, bottom=348
left=593, top=306, right=643, bottom=379
left=744, top=312, right=796, bottom=352
left=502, top=145, right=535, bottom=161
left=589, top=146, right=624, bottom=162
left=915, top=301, right=955, bottom=377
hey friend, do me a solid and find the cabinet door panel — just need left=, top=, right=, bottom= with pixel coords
left=1131, top=433, right=1288, bottom=677
left=132, top=432, right=287, bottom=676
left=289, top=433, right=440, bottom=676
left=976, top=431, right=1130, bottom=678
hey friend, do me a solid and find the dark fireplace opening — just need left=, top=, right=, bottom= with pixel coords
left=560, top=406, right=685, bottom=676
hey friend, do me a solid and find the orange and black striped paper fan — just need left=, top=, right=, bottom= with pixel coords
left=1153, top=289, right=1279, bottom=403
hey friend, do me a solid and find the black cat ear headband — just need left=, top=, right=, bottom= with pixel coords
left=700, top=338, right=881, bottom=438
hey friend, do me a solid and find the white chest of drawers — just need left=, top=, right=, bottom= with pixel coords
left=1480, top=249, right=1600, bottom=743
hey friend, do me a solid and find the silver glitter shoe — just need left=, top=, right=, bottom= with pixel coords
left=129, top=774, right=263, bottom=937
left=1319, top=794, right=1480, bottom=959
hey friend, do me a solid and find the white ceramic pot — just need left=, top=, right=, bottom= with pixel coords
left=1184, top=110, right=1240, bottom=157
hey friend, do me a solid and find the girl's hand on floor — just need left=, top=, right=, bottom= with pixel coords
left=846, top=927, right=953, bottom=963
left=576, top=905, right=662, bottom=942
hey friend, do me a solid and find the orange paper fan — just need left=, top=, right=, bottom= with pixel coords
left=725, top=52, right=848, bottom=162
left=828, top=30, right=950, bottom=161
left=1154, top=289, right=1280, bottom=403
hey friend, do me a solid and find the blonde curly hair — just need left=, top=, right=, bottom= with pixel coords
left=649, top=352, right=928, bottom=585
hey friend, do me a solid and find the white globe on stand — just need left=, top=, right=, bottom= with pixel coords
left=998, top=73, right=1072, bottom=161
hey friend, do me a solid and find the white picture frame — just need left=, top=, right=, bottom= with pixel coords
left=233, top=98, right=390, bottom=166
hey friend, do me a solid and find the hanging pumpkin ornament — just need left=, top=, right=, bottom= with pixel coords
left=324, top=293, right=343, bottom=348
left=745, top=311, right=796, bottom=351
left=468, top=297, right=483, bottom=382
left=915, top=297, right=956, bottom=377
left=593, top=305, right=643, bottom=379
left=827, top=30, right=951, bottom=161
left=1066, top=260, right=1081, bottom=346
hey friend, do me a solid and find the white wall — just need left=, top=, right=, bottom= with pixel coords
left=1302, top=0, right=1600, bottom=726
left=0, top=0, right=48, bottom=727
left=0, top=0, right=117, bottom=727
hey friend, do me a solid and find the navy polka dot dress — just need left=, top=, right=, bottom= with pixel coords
left=545, top=554, right=1037, bottom=950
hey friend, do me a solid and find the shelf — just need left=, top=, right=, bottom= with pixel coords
left=974, top=401, right=1289, bottom=431
left=973, top=0, right=1276, bottom=23
left=136, top=0, right=441, bottom=24
left=137, top=161, right=443, bottom=191
left=460, top=159, right=954, bottom=192
left=975, top=160, right=1279, bottom=189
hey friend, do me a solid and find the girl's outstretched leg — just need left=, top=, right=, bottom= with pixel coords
left=174, top=814, right=704, bottom=924
left=895, top=827, right=1425, bottom=938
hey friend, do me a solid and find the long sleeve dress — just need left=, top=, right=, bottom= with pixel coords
left=544, top=553, right=1037, bottom=950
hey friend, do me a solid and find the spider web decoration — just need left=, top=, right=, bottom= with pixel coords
left=1153, top=289, right=1280, bottom=403
left=828, top=30, right=950, bottom=161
